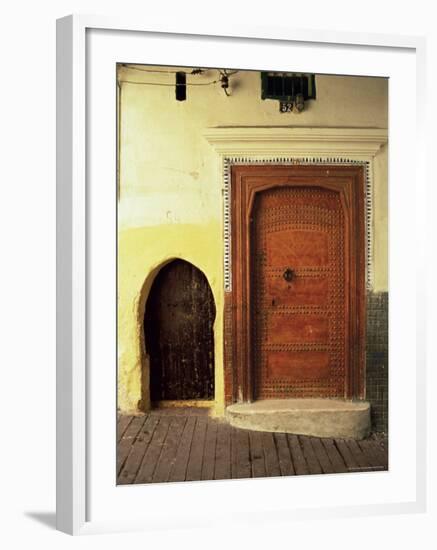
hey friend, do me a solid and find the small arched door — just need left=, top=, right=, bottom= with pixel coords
left=145, top=260, right=216, bottom=402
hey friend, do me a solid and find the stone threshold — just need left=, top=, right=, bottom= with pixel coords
left=226, top=398, right=371, bottom=440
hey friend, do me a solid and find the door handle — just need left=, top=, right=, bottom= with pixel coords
left=283, top=268, right=294, bottom=282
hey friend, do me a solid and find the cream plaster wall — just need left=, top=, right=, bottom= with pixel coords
left=117, top=65, right=388, bottom=414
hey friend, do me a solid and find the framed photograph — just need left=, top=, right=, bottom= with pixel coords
left=56, top=15, right=426, bottom=535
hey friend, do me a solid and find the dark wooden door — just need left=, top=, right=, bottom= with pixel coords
left=227, top=165, right=366, bottom=404
left=145, top=260, right=215, bottom=401
left=252, top=186, right=346, bottom=399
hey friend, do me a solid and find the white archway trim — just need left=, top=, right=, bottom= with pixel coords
left=203, top=127, right=387, bottom=157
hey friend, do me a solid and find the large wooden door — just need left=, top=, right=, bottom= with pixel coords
left=227, top=165, right=366, bottom=403
left=145, top=259, right=216, bottom=401
left=252, top=186, right=346, bottom=399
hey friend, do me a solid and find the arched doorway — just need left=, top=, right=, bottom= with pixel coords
left=144, top=259, right=216, bottom=402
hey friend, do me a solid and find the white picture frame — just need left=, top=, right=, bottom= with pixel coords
left=56, top=15, right=427, bottom=535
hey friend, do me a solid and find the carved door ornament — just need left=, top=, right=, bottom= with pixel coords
left=283, top=268, right=294, bottom=282
left=225, top=164, right=366, bottom=404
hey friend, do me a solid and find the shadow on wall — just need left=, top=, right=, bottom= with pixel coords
left=24, top=511, right=56, bottom=530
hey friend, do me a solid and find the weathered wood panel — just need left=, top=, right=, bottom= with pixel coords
left=231, top=428, right=251, bottom=479
left=299, top=435, right=323, bottom=475
left=274, top=433, right=295, bottom=476
left=168, top=416, right=197, bottom=482
left=134, top=417, right=172, bottom=484
left=253, top=186, right=346, bottom=399
left=117, top=414, right=388, bottom=484
left=262, top=432, right=281, bottom=477
left=145, top=260, right=216, bottom=401
left=117, top=414, right=133, bottom=443
left=321, top=438, right=348, bottom=473
left=214, top=422, right=232, bottom=480
left=335, top=439, right=360, bottom=471
left=267, top=351, right=330, bottom=380
left=227, top=165, right=366, bottom=403
left=118, top=415, right=159, bottom=484
left=248, top=431, right=266, bottom=478
left=185, top=417, right=208, bottom=481
left=116, top=415, right=148, bottom=476
left=357, top=438, right=388, bottom=470
left=201, top=420, right=218, bottom=480
left=310, top=437, right=335, bottom=474
left=152, top=416, right=187, bottom=483
left=287, top=434, right=309, bottom=476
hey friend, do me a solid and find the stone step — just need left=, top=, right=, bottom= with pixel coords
left=226, top=398, right=371, bottom=440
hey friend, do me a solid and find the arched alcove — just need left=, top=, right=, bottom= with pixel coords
left=144, top=259, right=216, bottom=402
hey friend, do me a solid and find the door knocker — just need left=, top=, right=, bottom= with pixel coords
left=283, top=268, right=294, bottom=282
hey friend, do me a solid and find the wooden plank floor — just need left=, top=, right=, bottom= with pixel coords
left=117, top=409, right=388, bottom=485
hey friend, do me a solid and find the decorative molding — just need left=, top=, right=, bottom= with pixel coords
left=222, top=158, right=373, bottom=293
left=204, top=127, right=387, bottom=294
left=204, top=127, right=388, bottom=157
